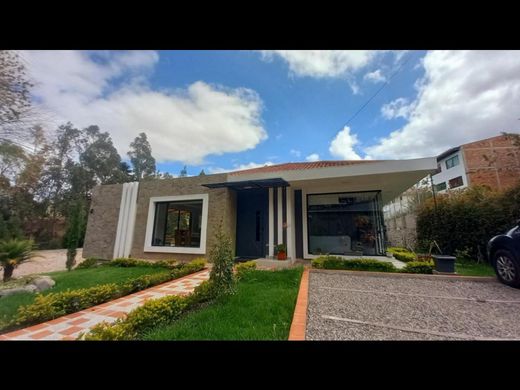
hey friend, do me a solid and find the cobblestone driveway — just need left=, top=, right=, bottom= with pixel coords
left=306, top=270, right=520, bottom=340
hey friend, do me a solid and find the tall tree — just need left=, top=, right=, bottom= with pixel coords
left=199, top=169, right=206, bottom=176
left=179, top=165, right=187, bottom=177
left=0, top=50, right=34, bottom=142
left=128, top=132, right=156, bottom=180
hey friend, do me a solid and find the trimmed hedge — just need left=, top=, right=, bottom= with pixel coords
left=13, top=259, right=206, bottom=328
left=392, top=251, right=417, bottom=263
left=402, top=261, right=434, bottom=274
left=81, top=279, right=219, bottom=340
left=235, top=261, right=257, bottom=278
left=311, top=256, right=397, bottom=272
left=387, top=247, right=409, bottom=254
left=76, top=257, right=108, bottom=269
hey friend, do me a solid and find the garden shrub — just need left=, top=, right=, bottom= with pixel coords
left=109, top=258, right=153, bottom=268
left=402, top=261, right=434, bottom=274
left=311, top=256, right=397, bottom=272
left=392, top=251, right=417, bottom=263
left=76, top=257, right=108, bottom=269
left=235, top=261, right=257, bottom=278
left=387, top=247, right=411, bottom=254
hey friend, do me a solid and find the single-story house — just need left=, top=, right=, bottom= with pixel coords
left=82, top=158, right=437, bottom=262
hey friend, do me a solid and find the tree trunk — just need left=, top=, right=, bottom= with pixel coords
left=3, top=264, right=14, bottom=282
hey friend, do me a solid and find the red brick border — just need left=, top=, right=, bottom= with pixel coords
left=288, top=267, right=310, bottom=341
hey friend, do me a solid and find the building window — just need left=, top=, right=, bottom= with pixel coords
left=445, top=155, right=460, bottom=169
left=449, top=176, right=464, bottom=189
left=435, top=182, right=447, bottom=192
left=144, top=194, right=209, bottom=254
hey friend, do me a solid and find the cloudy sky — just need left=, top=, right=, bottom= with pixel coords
left=21, top=50, right=520, bottom=175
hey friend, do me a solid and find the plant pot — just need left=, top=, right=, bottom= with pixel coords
left=277, top=251, right=287, bottom=260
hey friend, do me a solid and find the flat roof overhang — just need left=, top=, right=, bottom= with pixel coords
left=202, top=178, right=289, bottom=191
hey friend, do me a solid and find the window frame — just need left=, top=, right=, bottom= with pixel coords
left=448, top=176, right=464, bottom=189
left=445, top=154, right=460, bottom=170
left=144, top=194, right=209, bottom=254
left=435, top=182, right=447, bottom=192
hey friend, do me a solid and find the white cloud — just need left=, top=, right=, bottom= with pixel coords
left=305, top=153, right=320, bottom=162
left=260, top=50, right=378, bottom=78
left=329, top=126, right=362, bottom=160
left=207, top=161, right=275, bottom=174
left=365, top=50, right=520, bottom=159
left=381, top=97, right=414, bottom=119
left=290, top=149, right=301, bottom=157
left=23, top=50, right=267, bottom=165
left=364, top=69, right=386, bottom=83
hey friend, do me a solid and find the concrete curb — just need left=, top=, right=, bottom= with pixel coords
left=288, top=267, right=310, bottom=340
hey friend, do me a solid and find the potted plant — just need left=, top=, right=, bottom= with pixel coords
left=275, top=244, right=287, bottom=260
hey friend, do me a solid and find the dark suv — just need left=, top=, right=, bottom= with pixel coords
left=488, top=221, right=520, bottom=288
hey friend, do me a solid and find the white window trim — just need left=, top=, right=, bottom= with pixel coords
left=143, top=194, right=209, bottom=254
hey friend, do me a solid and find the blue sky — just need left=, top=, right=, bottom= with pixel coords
left=23, top=50, right=520, bottom=176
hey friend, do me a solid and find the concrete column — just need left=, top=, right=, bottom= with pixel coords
left=286, top=186, right=295, bottom=260
left=268, top=187, right=274, bottom=258
left=277, top=187, right=283, bottom=245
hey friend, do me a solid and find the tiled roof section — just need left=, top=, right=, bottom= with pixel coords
left=229, top=160, right=380, bottom=176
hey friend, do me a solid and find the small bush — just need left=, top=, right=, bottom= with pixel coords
left=402, top=261, right=434, bottom=274
left=209, top=221, right=235, bottom=294
left=110, top=258, right=152, bottom=268
left=392, top=251, right=417, bottom=263
left=235, top=261, right=257, bottom=278
left=311, top=256, right=396, bottom=272
left=76, top=257, right=107, bottom=269
left=387, top=247, right=411, bottom=254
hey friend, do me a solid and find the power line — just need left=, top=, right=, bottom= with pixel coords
left=345, top=51, right=417, bottom=127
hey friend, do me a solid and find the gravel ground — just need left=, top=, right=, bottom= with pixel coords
left=306, top=270, right=520, bottom=340
left=11, top=249, right=85, bottom=278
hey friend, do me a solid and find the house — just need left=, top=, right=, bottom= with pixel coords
left=432, top=134, right=520, bottom=193
left=82, top=158, right=437, bottom=262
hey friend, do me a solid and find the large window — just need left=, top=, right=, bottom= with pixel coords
left=144, top=194, right=208, bottom=254
left=435, top=182, right=447, bottom=192
left=152, top=200, right=202, bottom=247
left=306, top=191, right=384, bottom=256
left=445, top=155, right=459, bottom=169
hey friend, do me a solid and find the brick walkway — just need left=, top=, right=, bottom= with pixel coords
left=0, top=269, right=210, bottom=341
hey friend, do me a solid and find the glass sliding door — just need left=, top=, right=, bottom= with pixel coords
left=307, top=191, right=385, bottom=256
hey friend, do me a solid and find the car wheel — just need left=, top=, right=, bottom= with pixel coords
left=493, top=249, right=520, bottom=288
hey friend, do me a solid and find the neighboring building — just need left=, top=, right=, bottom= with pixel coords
left=384, top=133, right=520, bottom=248
left=432, top=134, right=520, bottom=193
left=83, top=158, right=437, bottom=262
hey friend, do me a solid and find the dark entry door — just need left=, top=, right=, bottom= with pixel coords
left=236, top=188, right=268, bottom=258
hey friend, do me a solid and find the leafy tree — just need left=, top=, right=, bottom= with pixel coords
left=128, top=132, right=156, bottom=180
left=199, top=169, right=206, bottom=176
left=0, top=238, right=35, bottom=281
left=179, top=165, right=187, bottom=177
left=0, top=50, right=33, bottom=142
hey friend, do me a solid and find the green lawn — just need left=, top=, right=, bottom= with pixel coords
left=144, top=267, right=304, bottom=340
left=455, top=261, right=495, bottom=277
left=0, top=266, right=168, bottom=332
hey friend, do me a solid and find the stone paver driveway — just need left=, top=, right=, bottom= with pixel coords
left=0, top=269, right=210, bottom=341
left=306, top=270, right=520, bottom=340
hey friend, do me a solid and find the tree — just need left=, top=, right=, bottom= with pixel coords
left=0, top=238, right=34, bottom=282
left=63, top=199, right=85, bottom=271
left=179, top=165, right=187, bottom=177
left=0, top=50, right=33, bottom=143
left=199, top=169, right=206, bottom=176
left=128, top=132, right=156, bottom=180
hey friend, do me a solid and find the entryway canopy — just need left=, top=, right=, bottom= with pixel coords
left=202, top=178, right=289, bottom=191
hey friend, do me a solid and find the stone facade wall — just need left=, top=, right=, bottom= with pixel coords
left=463, top=134, right=520, bottom=191
left=130, top=174, right=236, bottom=262
left=83, top=183, right=124, bottom=259
left=384, top=213, right=418, bottom=249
